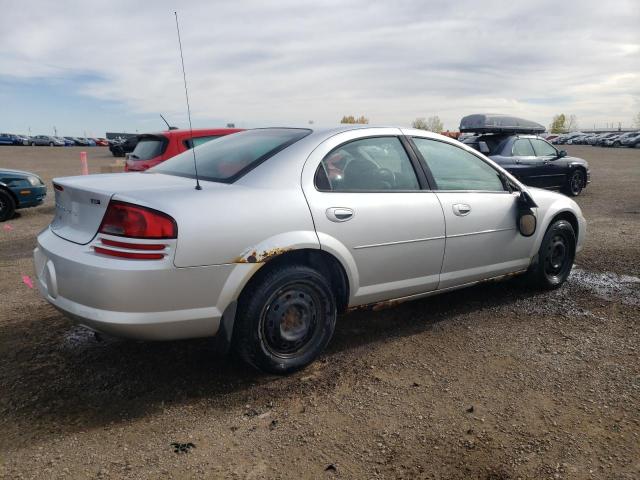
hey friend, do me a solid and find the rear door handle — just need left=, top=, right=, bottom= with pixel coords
left=326, top=207, right=354, bottom=222
left=452, top=203, right=471, bottom=216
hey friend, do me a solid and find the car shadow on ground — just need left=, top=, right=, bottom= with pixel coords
left=0, top=279, right=547, bottom=446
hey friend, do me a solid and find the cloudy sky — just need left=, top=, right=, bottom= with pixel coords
left=1, top=0, right=638, bottom=136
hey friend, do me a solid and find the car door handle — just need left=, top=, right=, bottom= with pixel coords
left=452, top=203, right=471, bottom=216
left=326, top=207, right=354, bottom=222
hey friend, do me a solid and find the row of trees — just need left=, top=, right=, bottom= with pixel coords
left=549, top=114, right=579, bottom=133
left=550, top=113, right=640, bottom=132
left=340, top=114, right=444, bottom=133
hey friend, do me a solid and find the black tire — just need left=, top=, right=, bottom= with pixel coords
left=525, top=220, right=576, bottom=290
left=233, top=264, right=337, bottom=374
left=564, top=169, right=585, bottom=197
left=613, top=141, right=621, bottom=148
left=0, top=189, right=16, bottom=222
left=31, top=142, right=35, bottom=146
left=49, top=142, right=54, bottom=146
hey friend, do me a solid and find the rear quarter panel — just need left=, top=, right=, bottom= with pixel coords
left=113, top=182, right=319, bottom=268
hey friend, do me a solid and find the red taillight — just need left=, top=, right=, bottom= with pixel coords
left=98, top=200, right=177, bottom=239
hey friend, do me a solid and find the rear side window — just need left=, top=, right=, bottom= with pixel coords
left=151, top=128, right=311, bottom=183
left=316, top=137, right=420, bottom=191
left=512, top=139, right=535, bottom=156
left=412, top=138, right=504, bottom=191
left=131, top=137, right=167, bottom=161
left=530, top=138, right=557, bottom=156
left=183, top=135, right=222, bottom=149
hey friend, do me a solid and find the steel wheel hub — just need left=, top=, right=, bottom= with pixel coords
left=262, top=285, right=320, bottom=356
left=545, top=235, right=567, bottom=275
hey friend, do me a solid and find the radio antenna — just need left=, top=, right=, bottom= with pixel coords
left=174, top=11, right=201, bottom=190
left=159, top=113, right=178, bottom=130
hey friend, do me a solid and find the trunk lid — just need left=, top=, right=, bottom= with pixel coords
left=50, top=172, right=195, bottom=244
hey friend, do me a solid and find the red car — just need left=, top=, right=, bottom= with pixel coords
left=125, top=128, right=243, bottom=172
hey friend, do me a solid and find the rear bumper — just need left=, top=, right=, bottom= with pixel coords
left=33, top=228, right=259, bottom=340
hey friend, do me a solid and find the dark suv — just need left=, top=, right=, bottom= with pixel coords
left=460, top=114, right=590, bottom=196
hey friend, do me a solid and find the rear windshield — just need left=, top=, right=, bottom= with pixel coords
left=130, top=137, right=167, bottom=161
left=150, top=128, right=311, bottom=182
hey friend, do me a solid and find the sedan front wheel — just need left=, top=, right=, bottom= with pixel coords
left=233, top=264, right=337, bottom=374
left=525, top=220, right=576, bottom=289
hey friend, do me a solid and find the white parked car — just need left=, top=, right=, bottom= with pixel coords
left=34, top=126, right=586, bottom=373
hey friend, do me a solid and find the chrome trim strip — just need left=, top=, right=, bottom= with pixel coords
left=354, top=235, right=445, bottom=249
left=447, top=227, right=515, bottom=238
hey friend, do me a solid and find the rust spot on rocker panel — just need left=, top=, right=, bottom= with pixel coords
left=347, top=299, right=403, bottom=313
left=346, top=270, right=528, bottom=313
left=234, top=247, right=293, bottom=264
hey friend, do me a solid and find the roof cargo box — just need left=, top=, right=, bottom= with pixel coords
left=460, top=114, right=545, bottom=134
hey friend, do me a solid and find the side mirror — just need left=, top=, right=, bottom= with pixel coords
left=478, top=141, right=490, bottom=154
left=516, top=191, right=538, bottom=237
left=558, top=150, right=567, bottom=158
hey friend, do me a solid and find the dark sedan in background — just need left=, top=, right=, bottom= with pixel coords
left=460, top=114, right=590, bottom=196
left=0, top=168, right=47, bottom=221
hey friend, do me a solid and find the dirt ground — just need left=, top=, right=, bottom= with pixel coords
left=0, top=145, right=638, bottom=479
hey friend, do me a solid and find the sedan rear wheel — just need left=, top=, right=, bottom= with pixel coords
left=525, top=220, right=576, bottom=289
left=565, top=169, right=585, bottom=197
left=0, top=189, right=16, bottom=222
left=233, top=264, right=336, bottom=374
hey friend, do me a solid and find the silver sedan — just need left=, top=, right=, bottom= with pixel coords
left=34, top=126, right=586, bottom=373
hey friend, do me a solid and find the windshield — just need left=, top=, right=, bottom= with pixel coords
left=131, top=137, right=167, bottom=160
left=150, top=128, right=311, bottom=182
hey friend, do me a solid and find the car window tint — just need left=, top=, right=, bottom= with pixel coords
left=512, top=139, right=535, bottom=156
left=131, top=138, right=166, bottom=160
left=412, top=138, right=504, bottom=191
left=184, top=135, right=223, bottom=149
left=530, top=139, right=557, bottom=156
left=316, top=137, right=419, bottom=191
left=151, top=128, right=311, bottom=183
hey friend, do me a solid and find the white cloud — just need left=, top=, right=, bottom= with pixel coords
left=1, top=0, right=638, bottom=130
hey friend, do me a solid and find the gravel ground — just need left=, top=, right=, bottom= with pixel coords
left=0, top=145, right=638, bottom=479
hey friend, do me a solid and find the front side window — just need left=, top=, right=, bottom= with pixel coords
left=151, top=128, right=311, bottom=183
left=412, top=138, right=504, bottom=191
left=530, top=138, right=557, bottom=156
left=512, top=139, right=535, bottom=156
left=315, top=137, right=420, bottom=191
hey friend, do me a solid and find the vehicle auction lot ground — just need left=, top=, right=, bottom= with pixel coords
left=1, top=145, right=638, bottom=479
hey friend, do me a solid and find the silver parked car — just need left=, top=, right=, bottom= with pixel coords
left=30, top=135, right=65, bottom=146
left=34, top=127, right=586, bottom=373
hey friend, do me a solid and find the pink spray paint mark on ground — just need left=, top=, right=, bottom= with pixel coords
left=2, top=224, right=13, bottom=231
left=22, top=275, right=34, bottom=289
